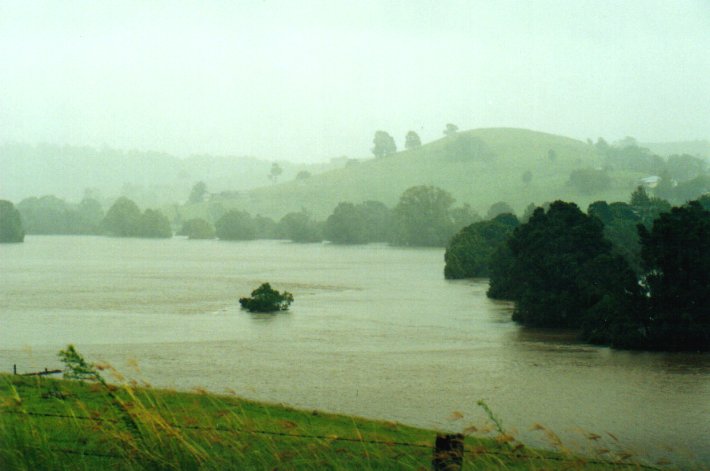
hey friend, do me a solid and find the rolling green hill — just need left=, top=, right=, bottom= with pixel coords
left=208, top=128, right=646, bottom=219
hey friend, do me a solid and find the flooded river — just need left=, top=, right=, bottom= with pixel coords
left=1, top=236, right=708, bottom=465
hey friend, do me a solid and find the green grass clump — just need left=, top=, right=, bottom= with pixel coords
left=0, top=372, right=657, bottom=470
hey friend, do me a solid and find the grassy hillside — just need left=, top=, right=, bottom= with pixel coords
left=209, top=128, right=645, bottom=220
left=0, top=374, right=649, bottom=470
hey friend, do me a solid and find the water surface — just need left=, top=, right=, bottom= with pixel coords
left=1, top=236, right=708, bottom=465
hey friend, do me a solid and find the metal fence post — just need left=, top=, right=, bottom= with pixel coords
left=432, top=433, right=464, bottom=471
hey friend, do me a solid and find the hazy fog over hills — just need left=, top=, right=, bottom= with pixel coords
left=0, top=0, right=708, bottom=165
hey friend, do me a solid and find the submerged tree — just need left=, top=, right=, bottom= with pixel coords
left=0, top=200, right=24, bottom=243
left=637, top=201, right=709, bottom=351
left=239, top=283, right=294, bottom=312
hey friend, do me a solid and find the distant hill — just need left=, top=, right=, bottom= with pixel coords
left=0, top=143, right=343, bottom=207
left=211, top=128, right=646, bottom=219
left=641, top=140, right=710, bottom=159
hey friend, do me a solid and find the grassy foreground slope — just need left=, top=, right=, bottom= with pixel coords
left=0, top=374, right=646, bottom=470
left=213, top=128, right=644, bottom=219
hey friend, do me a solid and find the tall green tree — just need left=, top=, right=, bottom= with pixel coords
left=138, top=209, right=172, bottom=238
left=102, top=197, right=142, bottom=237
left=371, top=131, right=397, bottom=158
left=445, top=213, right=519, bottom=279
left=215, top=210, right=257, bottom=240
left=404, top=131, right=422, bottom=150
left=0, top=200, right=25, bottom=243
left=325, top=202, right=367, bottom=244
left=277, top=211, right=322, bottom=243
left=490, top=201, right=639, bottom=329
left=637, top=201, right=709, bottom=351
left=392, top=186, right=455, bottom=247
left=188, top=181, right=208, bottom=204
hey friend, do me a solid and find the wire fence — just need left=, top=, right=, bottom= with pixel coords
left=0, top=409, right=660, bottom=469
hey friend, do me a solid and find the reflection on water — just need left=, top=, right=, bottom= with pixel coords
left=1, top=236, right=708, bottom=465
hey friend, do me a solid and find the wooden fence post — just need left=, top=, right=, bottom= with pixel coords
left=13, top=364, right=17, bottom=375
left=432, top=433, right=464, bottom=471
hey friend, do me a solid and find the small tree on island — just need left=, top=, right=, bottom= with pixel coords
left=239, top=283, right=294, bottom=312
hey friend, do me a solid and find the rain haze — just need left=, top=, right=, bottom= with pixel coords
left=1, top=3, right=710, bottom=468
left=1, top=0, right=709, bottom=161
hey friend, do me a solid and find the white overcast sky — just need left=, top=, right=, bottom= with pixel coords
left=0, top=0, right=708, bottom=161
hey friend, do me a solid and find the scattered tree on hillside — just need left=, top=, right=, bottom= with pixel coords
left=568, top=168, right=612, bottom=194
left=0, top=200, right=24, bottom=243
left=547, top=149, right=557, bottom=163
left=486, top=201, right=515, bottom=220
left=522, top=170, right=532, bottom=185
left=443, top=123, right=459, bottom=136
left=188, top=181, right=208, bottom=204
left=295, top=170, right=312, bottom=181
left=392, top=186, right=456, bottom=247
left=404, top=131, right=422, bottom=150
left=371, top=131, right=397, bottom=158
left=269, top=163, right=283, bottom=183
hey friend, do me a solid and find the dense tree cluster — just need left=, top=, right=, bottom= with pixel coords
left=102, top=197, right=172, bottom=238
left=476, top=197, right=709, bottom=352
left=567, top=168, right=612, bottom=194
left=0, top=200, right=25, bottom=243
left=444, top=213, right=518, bottom=279
left=325, top=201, right=392, bottom=244
left=277, top=211, right=323, bottom=243
left=17, top=195, right=104, bottom=235
left=179, top=218, right=216, bottom=239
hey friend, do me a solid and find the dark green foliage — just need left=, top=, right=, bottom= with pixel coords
left=445, top=134, right=496, bottom=162
left=138, top=209, right=172, bottom=238
left=449, top=203, right=481, bottom=233
left=277, top=211, right=323, bottom=243
left=567, top=168, right=612, bottom=194
left=697, top=194, right=710, bottom=210
left=522, top=170, right=532, bottom=185
left=180, top=218, right=215, bottom=239
left=239, top=283, right=294, bottom=312
left=444, top=213, right=518, bottom=279
left=58, top=344, right=102, bottom=381
left=392, top=186, right=455, bottom=247
left=188, top=181, right=208, bottom=204
left=599, top=141, right=665, bottom=174
left=371, top=130, right=397, bottom=158
left=0, top=200, right=24, bottom=243
left=102, top=197, right=142, bottom=237
left=443, top=123, right=459, bottom=136
left=254, top=214, right=278, bottom=239
left=358, top=200, right=393, bottom=242
left=486, top=201, right=515, bottom=220
left=665, top=154, right=706, bottom=181
left=295, top=170, right=312, bottom=180
left=491, top=201, right=638, bottom=329
left=215, top=210, right=257, bottom=240
left=102, top=197, right=171, bottom=238
left=17, top=195, right=104, bottom=235
left=637, top=202, right=709, bottom=351
left=325, top=202, right=368, bottom=244
left=404, top=131, right=422, bottom=149
left=588, top=200, right=643, bottom=272
left=269, top=162, right=283, bottom=183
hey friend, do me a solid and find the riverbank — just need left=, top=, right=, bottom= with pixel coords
left=0, top=373, right=655, bottom=470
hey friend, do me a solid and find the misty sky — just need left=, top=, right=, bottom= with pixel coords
left=1, top=1, right=708, bottom=162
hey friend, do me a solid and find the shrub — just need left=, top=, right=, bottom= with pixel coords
left=239, top=283, right=294, bottom=312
